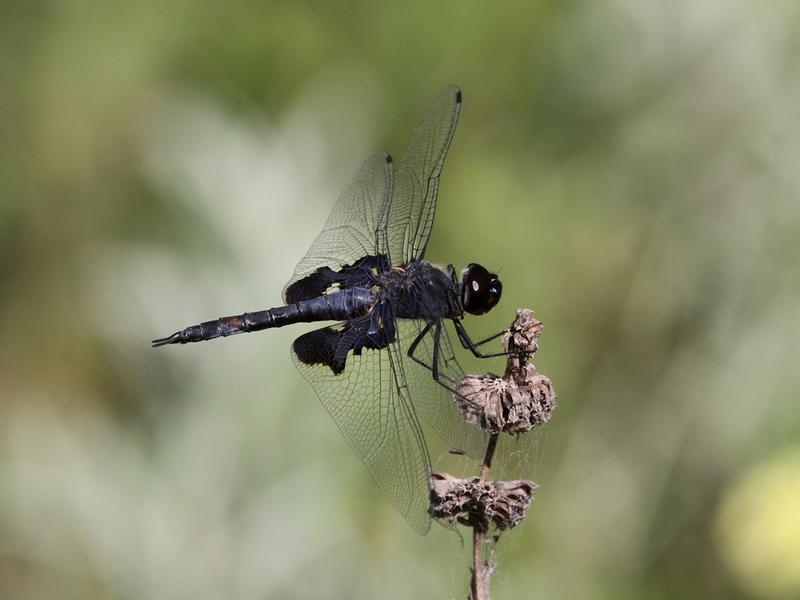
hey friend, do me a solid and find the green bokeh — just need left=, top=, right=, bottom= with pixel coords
left=2, top=1, right=799, bottom=598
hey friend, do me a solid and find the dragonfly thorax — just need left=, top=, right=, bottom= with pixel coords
left=380, top=259, right=462, bottom=321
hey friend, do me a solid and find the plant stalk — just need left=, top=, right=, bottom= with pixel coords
left=471, top=432, right=499, bottom=600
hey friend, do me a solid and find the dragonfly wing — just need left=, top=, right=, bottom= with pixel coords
left=283, top=152, right=393, bottom=303
left=292, top=317, right=432, bottom=534
left=388, top=85, right=462, bottom=264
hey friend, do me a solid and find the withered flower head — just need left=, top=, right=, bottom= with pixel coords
left=430, top=473, right=539, bottom=532
left=453, top=367, right=556, bottom=434
left=452, top=308, right=556, bottom=433
left=502, top=308, right=543, bottom=356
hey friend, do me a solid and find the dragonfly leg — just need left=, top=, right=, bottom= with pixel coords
left=407, top=321, right=459, bottom=393
left=471, top=329, right=507, bottom=348
left=431, top=320, right=442, bottom=381
left=453, top=319, right=515, bottom=359
left=406, top=322, right=434, bottom=370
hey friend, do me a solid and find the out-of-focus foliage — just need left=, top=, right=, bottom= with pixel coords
left=715, top=445, right=800, bottom=598
left=1, top=1, right=799, bottom=598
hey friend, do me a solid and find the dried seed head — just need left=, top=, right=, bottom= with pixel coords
left=492, top=479, right=539, bottom=529
left=453, top=375, right=508, bottom=433
left=453, top=369, right=556, bottom=434
left=430, top=473, right=538, bottom=532
left=453, top=307, right=556, bottom=432
left=502, top=308, right=543, bottom=356
left=512, top=364, right=557, bottom=430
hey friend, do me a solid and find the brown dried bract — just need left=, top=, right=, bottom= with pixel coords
left=452, top=310, right=556, bottom=434
left=502, top=308, right=543, bottom=356
left=430, top=473, right=538, bottom=532
left=453, top=369, right=556, bottom=434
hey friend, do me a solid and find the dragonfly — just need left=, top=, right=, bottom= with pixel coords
left=152, top=85, right=506, bottom=533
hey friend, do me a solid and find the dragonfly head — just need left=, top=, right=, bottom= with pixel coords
left=461, top=263, right=502, bottom=315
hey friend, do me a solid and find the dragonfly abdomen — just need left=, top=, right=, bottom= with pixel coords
left=152, top=287, right=376, bottom=347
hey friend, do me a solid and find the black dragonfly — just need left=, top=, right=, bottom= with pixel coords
left=153, top=86, right=506, bottom=533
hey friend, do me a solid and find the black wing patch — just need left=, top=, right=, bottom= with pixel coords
left=293, top=326, right=347, bottom=374
left=293, top=302, right=397, bottom=375
left=284, top=255, right=389, bottom=304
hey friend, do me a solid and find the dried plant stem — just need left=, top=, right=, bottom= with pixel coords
left=471, top=528, right=482, bottom=600
left=434, top=309, right=553, bottom=600
left=471, top=432, right=500, bottom=600
left=479, top=433, right=499, bottom=482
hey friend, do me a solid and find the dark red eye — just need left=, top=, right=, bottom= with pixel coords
left=461, top=263, right=502, bottom=315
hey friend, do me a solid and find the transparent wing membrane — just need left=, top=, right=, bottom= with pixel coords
left=284, top=85, right=462, bottom=297
left=283, top=152, right=393, bottom=303
left=389, top=85, right=462, bottom=264
left=398, top=319, right=489, bottom=460
left=292, top=326, right=432, bottom=533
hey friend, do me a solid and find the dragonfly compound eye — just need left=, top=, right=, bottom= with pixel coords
left=461, top=263, right=502, bottom=315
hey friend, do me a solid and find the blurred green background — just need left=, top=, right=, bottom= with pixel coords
left=2, top=1, right=799, bottom=598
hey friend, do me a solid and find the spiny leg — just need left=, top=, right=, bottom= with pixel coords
left=471, top=329, right=507, bottom=348
left=453, top=319, right=521, bottom=359
left=407, top=321, right=459, bottom=394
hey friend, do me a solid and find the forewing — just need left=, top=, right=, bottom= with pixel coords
left=398, top=319, right=489, bottom=459
left=283, top=152, right=393, bottom=303
left=388, top=85, right=462, bottom=264
left=292, top=322, right=432, bottom=534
